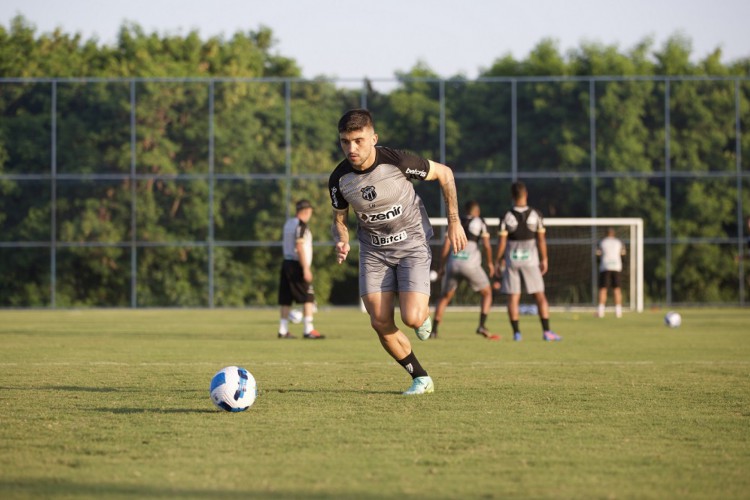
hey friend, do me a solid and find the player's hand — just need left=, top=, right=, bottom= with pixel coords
left=335, top=241, right=350, bottom=264
left=487, top=262, right=495, bottom=278
left=493, top=261, right=503, bottom=278
left=303, top=268, right=313, bottom=283
left=540, top=258, right=548, bottom=276
left=447, top=221, right=467, bottom=255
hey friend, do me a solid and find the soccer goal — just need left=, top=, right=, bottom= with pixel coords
left=430, top=217, right=644, bottom=312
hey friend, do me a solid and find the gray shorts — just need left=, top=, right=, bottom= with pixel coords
left=501, top=264, right=545, bottom=295
left=359, top=243, right=432, bottom=296
left=442, top=260, right=490, bottom=293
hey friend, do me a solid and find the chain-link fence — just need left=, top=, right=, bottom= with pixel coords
left=1, top=76, right=748, bottom=307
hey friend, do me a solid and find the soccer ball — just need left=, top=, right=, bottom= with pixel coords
left=429, top=270, right=439, bottom=282
left=288, top=309, right=303, bottom=324
left=209, top=366, right=257, bottom=412
left=664, top=311, right=682, bottom=328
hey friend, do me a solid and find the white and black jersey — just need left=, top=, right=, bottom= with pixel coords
left=282, top=217, right=312, bottom=264
left=328, top=146, right=433, bottom=252
left=499, top=206, right=545, bottom=269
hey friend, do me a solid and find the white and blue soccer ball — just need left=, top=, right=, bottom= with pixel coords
left=288, top=309, right=303, bottom=324
left=210, top=366, right=257, bottom=412
left=664, top=311, right=682, bottom=328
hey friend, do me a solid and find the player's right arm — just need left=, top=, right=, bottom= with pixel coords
left=332, top=207, right=350, bottom=264
left=482, top=232, right=495, bottom=278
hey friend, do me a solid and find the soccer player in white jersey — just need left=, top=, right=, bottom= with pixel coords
left=432, top=200, right=499, bottom=340
left=329, top=109, right=467, bottom=395
left=597, top=227, right=626, bottom=318
left=277, top=199, right=324, bottom=339
left=495, top=181, right=560, bottom=342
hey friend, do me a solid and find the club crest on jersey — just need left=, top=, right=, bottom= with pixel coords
left=361, top=186, right=377, bottom=202
left=361, top=205, right=403, bottom=223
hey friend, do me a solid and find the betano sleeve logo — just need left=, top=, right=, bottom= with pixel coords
left=404, top=167, right=427, bottom=179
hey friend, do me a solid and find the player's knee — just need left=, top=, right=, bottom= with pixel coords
left=370, top=316, right=396, bottom=335
left=400, top=309, right=426, bottom=329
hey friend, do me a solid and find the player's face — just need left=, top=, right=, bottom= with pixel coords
left=339, top=126, right=377, bottom=169
left=298, top=207, right=313, bottom=223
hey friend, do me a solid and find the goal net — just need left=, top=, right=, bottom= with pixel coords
left=429, top=217, right=644, bottom=313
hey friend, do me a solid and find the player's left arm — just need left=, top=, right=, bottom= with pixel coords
left=425, top=161, right=467, bottom=254
left=537, top=229, right=549, bottom=276
left=296, top=238, right=312, bottom=283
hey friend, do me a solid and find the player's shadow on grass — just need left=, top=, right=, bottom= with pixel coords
left=268, top=388, right=400, bottom=395
left=0, top=478, right=389, bottom=499
left=39, top=385, right=122, bottom=392
left=93, top=407, right=216, bottom=414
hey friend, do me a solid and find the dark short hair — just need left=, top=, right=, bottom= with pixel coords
left=296, top=199, right=313, bottom=211
left=464, top=200, right=479, bottom=213
left=511, top=181, right=527, bottom=200
left=338, top=109, right=374, bottom=133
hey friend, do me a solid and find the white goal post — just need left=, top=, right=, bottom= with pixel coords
left=430, top=217, right=644, bottom=312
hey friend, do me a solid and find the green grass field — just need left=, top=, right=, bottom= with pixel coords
left=1, top=307, right=748, bottom=499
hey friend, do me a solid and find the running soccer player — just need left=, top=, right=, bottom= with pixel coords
left=494, top=181, right=560, bottom=342
left=329, top=109, right=467, bottom=395
left=432, top=200, right=499, bottom=340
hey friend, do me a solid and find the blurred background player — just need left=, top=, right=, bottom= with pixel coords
left=495, top=181, right=560, bottom=342
left=596, top=227, right=626, bottom=318
left=330, top=109, right=466, bottom=395
left=431, top=200, right=499, bottom=340
left=277, top=199, right=324, bottom=339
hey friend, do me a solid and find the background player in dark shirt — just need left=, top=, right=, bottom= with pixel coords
left=495, top=182, right=560, bottom=342
left=432, top=200, right=499, bottom=340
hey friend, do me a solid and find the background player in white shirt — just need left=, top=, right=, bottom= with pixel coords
left=277, top=200, right=324, bottom=339
left=597, top=227, right=626, bottom=318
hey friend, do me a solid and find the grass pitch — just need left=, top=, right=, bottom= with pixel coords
left=0, top=307, right=748, bottom=499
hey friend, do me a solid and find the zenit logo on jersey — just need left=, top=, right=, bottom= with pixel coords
left=371, top=231, right=408, bottom=246
left=361, top=205, right=403, bottom=223
left=361, top=186, right=377, bottom=201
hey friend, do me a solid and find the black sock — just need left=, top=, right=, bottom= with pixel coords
left=432, top=319, right=440, bottom=335
left=398, top=352, right=428, bottom=379
left=479, top=313, right=487, bottom=328
left=541, top=317, right=550, bottom=331
left=511, top=320, right=520, bottom=333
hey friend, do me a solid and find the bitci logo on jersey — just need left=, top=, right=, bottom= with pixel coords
left=361, top=186, right=377, bottom=201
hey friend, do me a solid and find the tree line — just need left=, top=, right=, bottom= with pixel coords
left=1, top=16, right=748, bottom=307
